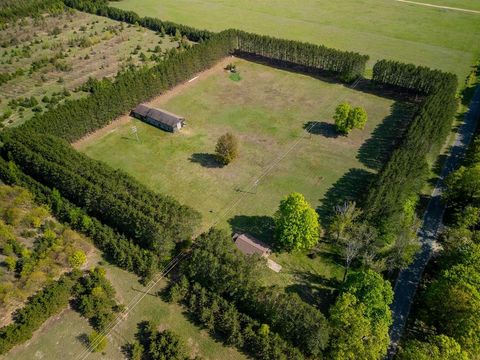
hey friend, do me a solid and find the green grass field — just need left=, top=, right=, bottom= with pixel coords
left=111, top=0, right=480, bottom=80
left=79, top=58, right=414, bottom=296
left=5, top=262, right=247, bottom=360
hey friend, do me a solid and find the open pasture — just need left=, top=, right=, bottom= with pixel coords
left=0, top=9, right=181, bottom=127
left=79, top=58, right=416, bottom=294
left=112, top=0, right=480, bottom=80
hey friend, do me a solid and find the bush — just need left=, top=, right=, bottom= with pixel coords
left=215, top=132, right=239, bottom=165
left=333, top=103, right=367, bottom=134
left=68, top=249, right=87, bottom=268
left=88, top=330, right=107, bottom=352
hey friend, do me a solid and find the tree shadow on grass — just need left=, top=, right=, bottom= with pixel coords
left=303, top=121, right=340, bottom=138
left=189, top=153, right=223, bottom=168
left=317, top=168, right=375, bottom=228
left=228, top=215, right=277, bottom=249
left=76, top=333, right=89, bottom=347
left=357, top=102, right=417, bottom=171
left=285, top=271, right=341, bottom=313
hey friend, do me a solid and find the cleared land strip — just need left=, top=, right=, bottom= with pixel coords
left=394, top=0, right=480, bottom=14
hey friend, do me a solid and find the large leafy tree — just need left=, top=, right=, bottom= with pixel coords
left=444, top=164, right=480, bottom=207
left=329, top=270, right=393, bottom=360
left=424, top=264, right=480, bottom=356
left=333, top=103, right=368, bottom=134
left=334, top=103, right=351, bottom=134
left=274, top=192, right=320, bottom=251
left=398, top=335, right=469, bottom=360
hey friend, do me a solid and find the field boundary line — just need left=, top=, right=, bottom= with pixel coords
left=394, top=0, right=480, bottom=14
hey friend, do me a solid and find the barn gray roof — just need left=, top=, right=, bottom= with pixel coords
left=233, top=233, right=271, bottom=257
left=132, top=104, right=184, bottom=127
left=146, top=108, right=184, bottom=127
left=132, top=104, right=150, bottom=118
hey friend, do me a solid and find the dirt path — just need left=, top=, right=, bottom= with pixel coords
left=72, top=56, right=235, bottom=149
left=394, top=0, right=480, bottom=14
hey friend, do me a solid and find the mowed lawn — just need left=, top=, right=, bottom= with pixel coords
left=111, top=0, right=480, bottom=80
left=80, top=59, right=399, bottom=230
left=5, top=263, right=246, bottom=360
left=79, top=59, right=412, bottom=294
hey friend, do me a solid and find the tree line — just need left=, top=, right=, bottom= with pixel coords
left=0, top=272, right=79, bottom=354
left=0, top=0, right=64, bottom=23
left=63, top=0, right=215, bottom=42
left=234, top=30, right=369, bottom=81
left=373, top=59, right=457, bottom=95
left=0, top=157, right=161, bottom=281
left=181, top=229, right=331, bottom=357
left=365, top=60, right=458, bottom=239
left=0, top=133, right=200, bottom=258
left=167, top=279, right=305, bottom=360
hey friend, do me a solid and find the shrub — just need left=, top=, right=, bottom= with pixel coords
left=68, top=249, right=87, bottom=268
left=88, top=330, right=107, bottom=352
left=215, top=132, right=239, bottom=165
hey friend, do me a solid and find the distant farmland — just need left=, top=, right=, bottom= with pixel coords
left=112, top=0, right=480, bottom=80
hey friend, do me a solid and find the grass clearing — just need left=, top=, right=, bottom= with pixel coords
left=112, top=0, right=480, bottom=80
left=0, top=9, right=182, bottom=127
left=79, top=58, right=416, bottom=294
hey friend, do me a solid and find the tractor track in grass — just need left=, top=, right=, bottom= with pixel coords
left=394, top=0, right=480, bottom=14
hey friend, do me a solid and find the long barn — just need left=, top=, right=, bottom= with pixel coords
left=131, top=104, right=185, bottom=133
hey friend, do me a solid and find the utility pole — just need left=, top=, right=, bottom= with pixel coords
left=131, top=126, right=139, bottom=142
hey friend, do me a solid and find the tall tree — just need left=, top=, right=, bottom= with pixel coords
left=274, top=192, right=320, bottom=251
left=334, top=103, right=352, bottom=134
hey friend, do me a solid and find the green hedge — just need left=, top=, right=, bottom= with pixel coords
left=235, top=30, right=369, bottom=81
left=0, top=273, right=78, bottom=355
left=365, top=60, right=458, bottom=235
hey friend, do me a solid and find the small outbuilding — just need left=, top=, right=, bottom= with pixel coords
left=233, top=233, right=282, bottom=272
left=131, top=104, right=185, bottom=133
left=233, top=233, right=272, bottom=257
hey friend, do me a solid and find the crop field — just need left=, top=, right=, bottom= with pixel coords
left=0, top=9, right=182, bottom=127
left=5, top=263, right=247, bottom=360
left=112, top=0, right=480, bottom=80
left=78, top=58, right=416, bottom=296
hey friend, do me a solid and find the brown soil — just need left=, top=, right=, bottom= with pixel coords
left=72, top=56, right=235, bottom=149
